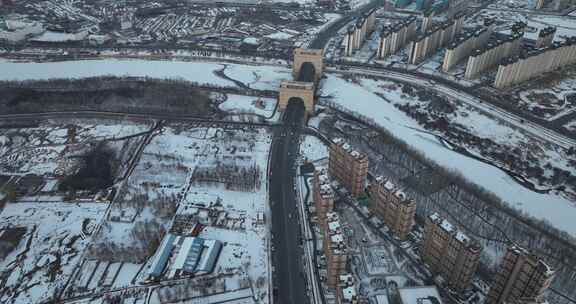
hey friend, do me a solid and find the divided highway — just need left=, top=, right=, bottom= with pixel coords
left=269, top=102, right=308, bottom=304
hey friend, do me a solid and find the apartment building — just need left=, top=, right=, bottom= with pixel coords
left=487, top=246, right=555, bottom=304
left=313, top=168, right=335, bottom=229
left=534, top=0, right=547, bottom=9
left=494, top=37, right=576, bottom=88
left=344, top=26, right=356, bottom=57
left=464, top=32, right=524, bottom=79
left=408, top=12, right=465, bottom=64
left=421, top=213, right=482, bottom=293
left=328, top=138, right=369, bottom=197
left=442, top=18, right=495, bottom=71
left=443, top=28, right=489, bottom=71
left=343, top=8, right=377, bottom=56
left=377, top=16, right=417, bottom=59
left=368, top=176, right=416, bottom=240
left=421, top=10, right=433, bottom=34
left=324, top=212, right=348, bottom=288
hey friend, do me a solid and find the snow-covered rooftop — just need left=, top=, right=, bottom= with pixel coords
left=331, top=233, right=344, bottom=244
left=398, top=286, right=443, bottom=304
left=384, top=180, right=395, bottom=191
left=440, top=219, right=454, bottom=233
left=328, top=220, right=341, bottom=232
left=332, top=137, right=343, bottom=144
left=429, top=213, right=478, bottom=249
left=455, top=231, right=469, bottom=244
left=339, top=273, right=354, bottom=285
left=341, top=286, right=357, bottom=301
left=327, top=212, right=339, bottom=221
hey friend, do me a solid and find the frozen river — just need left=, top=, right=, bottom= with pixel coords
left=0, top=59, right=292, bottom=90
left=1, top=58, right=575, bottom=237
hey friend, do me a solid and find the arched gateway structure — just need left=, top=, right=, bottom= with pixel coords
left=292, top=48, right=324, bottom=82
left=278, top=48, right=324, bottom=115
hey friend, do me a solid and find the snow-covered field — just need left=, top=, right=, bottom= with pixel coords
left=219, top=94, right=277, bottom=118
left=0, top=202, right=108, bottom=304
left=222, top=64, right=292, bottom=90
left=187, top=186, right=271, bottom=300
left=300, top=135, right=328, bottom=162
left=0, top=119, right=150, bottom=178
left=78, top=123, right=273, bottom=302
left=361, top=78, right=572, bottom=175
left=514, top=69, right=576, bottom=121
left=526, top=15, right=576, bottom=40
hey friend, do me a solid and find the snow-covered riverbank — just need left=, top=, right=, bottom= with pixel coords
left=1, top=58, right=574, bottom=237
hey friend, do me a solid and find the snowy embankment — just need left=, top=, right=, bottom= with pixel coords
left=222, top=64, right=292, bottom=90
left=218, top=94, right=277, bottom=117
left=321, top=74, right=576, bottom=237
left=0, top=59, right=574, bottom=236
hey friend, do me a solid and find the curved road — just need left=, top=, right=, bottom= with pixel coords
left=308, top=0, right=383, bottom=49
